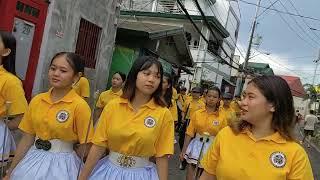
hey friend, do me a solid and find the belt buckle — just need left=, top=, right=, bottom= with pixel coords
left=117, top=155, right=136, bottom=168
left=35, top=139, right=51, bottom=151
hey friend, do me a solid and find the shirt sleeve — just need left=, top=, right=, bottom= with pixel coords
left=92, top=103, right=113, bottom=148
left=96, top=93, right=104, bottom=108
left=155, top=109, right=174, bottom=157
left=19, top=99, right=35, bottom=135
left=186, top=112, right=196, bottom=137
left=80, top=77, right=90, bottom=98
left=3, top=79, right=28, bottom=116
left=74, top=101, right=94, bottom=144
left=288, top=146, right=314, bottom=180
left=201, top=131, right=221, bottom=175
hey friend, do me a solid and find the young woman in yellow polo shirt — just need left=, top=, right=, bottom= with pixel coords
left=79, top=56, right=174, bottom=180
left=94, top=71, right=126, bottom=122
left=200, top=76, right=314, bottom=180
left=161, top=73, right=178, bottom=123
left=0, top=31, right=28, bottom=168
left=73, top=72, right=90, bottom=100
left=4, top=52, right=94, bottom=180
left=180, top=87, right=227, bottom=180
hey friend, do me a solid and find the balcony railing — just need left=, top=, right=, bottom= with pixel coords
left=121, top=0, right=196, bottom=14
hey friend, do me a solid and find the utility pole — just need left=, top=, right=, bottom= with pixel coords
left=312, top=49, right=320, bottom=112
left=234, top=0, right=262, bottom=96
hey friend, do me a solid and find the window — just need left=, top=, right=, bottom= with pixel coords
left=16, top=1, right=40, bottom=18
left=75, top=18, right=102, bottom=69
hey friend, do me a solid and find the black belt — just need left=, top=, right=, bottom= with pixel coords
left=35, top=139, right=52, bottom=151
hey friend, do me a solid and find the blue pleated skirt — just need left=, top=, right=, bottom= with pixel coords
left=0, top=121, right=16, bottom=166
left=10, top=147, right=82, bottom=180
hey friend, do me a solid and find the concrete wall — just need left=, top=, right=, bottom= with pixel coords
left=33, top=0, right=119, bottom=104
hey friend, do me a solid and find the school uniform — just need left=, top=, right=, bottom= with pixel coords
left=201, top=127, right=314, bottom=180
left=11, top=89, right=94, bottom=180
left=179, top=98, right=206, bottom=149
left=0, top=65, right=28, bottom=166
left=169, top=99, right=178, bottom=123
left=73, top=76, right=90, bottom=98
left=90, top=97, right=174, bottom=180
left=219, top=106, right=237, bottom=125
left=184, top=109, right=227, bottom=166
left=96, top=89, right=123, bottom=108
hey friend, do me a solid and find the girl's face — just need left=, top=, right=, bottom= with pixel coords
left=111, top=73, right=124, bottom=88
left=162, top=77, right=170, bottom=91
left=48, top=55, right=79, bottom=89
left=206, top=90, right=220, bottom=108
left=136, top=64, right=161, bottom=96
left=0, top=36, right=10, bottom=61
left=240, top=83, right=275, bottom=124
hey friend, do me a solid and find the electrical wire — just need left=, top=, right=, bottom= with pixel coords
left=239, top=0, right=320, bottom=22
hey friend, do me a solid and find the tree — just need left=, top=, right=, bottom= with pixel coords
left=303, top=84, right=318, bottom=111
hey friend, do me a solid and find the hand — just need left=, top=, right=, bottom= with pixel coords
left=78, top=173, right=88, bottom=180
left=179, top=152, right=185, bottom=162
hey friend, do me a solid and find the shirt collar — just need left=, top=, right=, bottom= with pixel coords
left=41, top=88, right=77, bottom=104
left=243, top=129, right=287, bottom=144
left=0, top=65, right=7, bottom=75
left=110, top=88, right=123, bottom=95
left=119, top=97, right=157, bottom=110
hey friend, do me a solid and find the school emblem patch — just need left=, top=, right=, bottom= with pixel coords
left=270, top=151, right=286, bottom=168
left=56, top=110, right=69, bottom=123
left=144, top=117, right=156, bottom=128
left=213, top=120, right=220, bottom=126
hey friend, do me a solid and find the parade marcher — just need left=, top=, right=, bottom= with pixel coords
left=94, top=71, right=126, bottom=122
left=179, top=86, right=205, bottom=170
left=200, top=75, right=314, bottom=180
left=302, top=109, right=319, bottom=148
left=177, top=87, right=187, bottom=131
left=180, top=87, right=227, bottom=180
left=4, top=52, right=94, bottom=180
left=219, top=92, right=236, bottom=125
left=161, top=73, right=178, bottom=124
left=73, top=66, right=90, bottom=100
left=0, top=31, right=28, bottom=170
left=79, top=56, right=174, bottom=180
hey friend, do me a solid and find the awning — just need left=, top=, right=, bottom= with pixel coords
left=117, top=21, right=193, bottom=67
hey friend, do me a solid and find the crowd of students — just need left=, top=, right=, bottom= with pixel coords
left=0, top=30, right=315, bottom=180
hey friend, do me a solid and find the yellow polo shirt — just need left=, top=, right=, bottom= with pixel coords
left=219, top=106, right=237, bottom=125
left=183, top=98, right=205, bottom=119
left=178, top=94, right=187, bottom=108
left=201, top=127, right=314, bottom=180
left=92, top=97, right=174, bottom=157
left=96, top=89, right=122, bottom=108
left=0, top=65, right=28, bottom=117
left=73, top=77, right=90, bottom=98
left=172, top=88, right=178, bottom=101
left=169, top=99, right=178, bottom=122
left=19, top=89, right=94, bottom=144
left=186, top=108, right=227, bottom=137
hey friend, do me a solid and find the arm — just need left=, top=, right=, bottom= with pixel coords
left=156, top=156, right=169, bottom=180
left=180, top=135, right=192, bottom=160
left=199, top=171, right=217, bottom=180
left=5, top=132, right=35, bottom=177
left=93, top=108, right=103, bottom=124
left=7, top=114, right=23, bottom=130
left=78, top=145, right=106, bottom=180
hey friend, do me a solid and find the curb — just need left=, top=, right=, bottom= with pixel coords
left=299, top=130, right=320, bottom=153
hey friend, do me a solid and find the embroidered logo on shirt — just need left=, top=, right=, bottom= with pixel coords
left=144, top=117, right=156, bottom=128
left=56, top=110, right=69, bottom=123
left=213, top=120, right=220, bottom=126
left=270, top=151, right=286, bottom=168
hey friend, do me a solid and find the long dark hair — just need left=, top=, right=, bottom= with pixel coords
left=0, top=31, right=16, bottom=75
left=121, top=56, right=166, bottom=107
left=231, top=75, right=295, bottom=141
left=163, top=73, right=173, bottom=108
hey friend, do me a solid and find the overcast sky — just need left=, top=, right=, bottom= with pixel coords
left=232, top=0, right=320, bottom=85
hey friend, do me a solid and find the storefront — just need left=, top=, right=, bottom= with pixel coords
left=0, top=0, right=48, bottom=100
